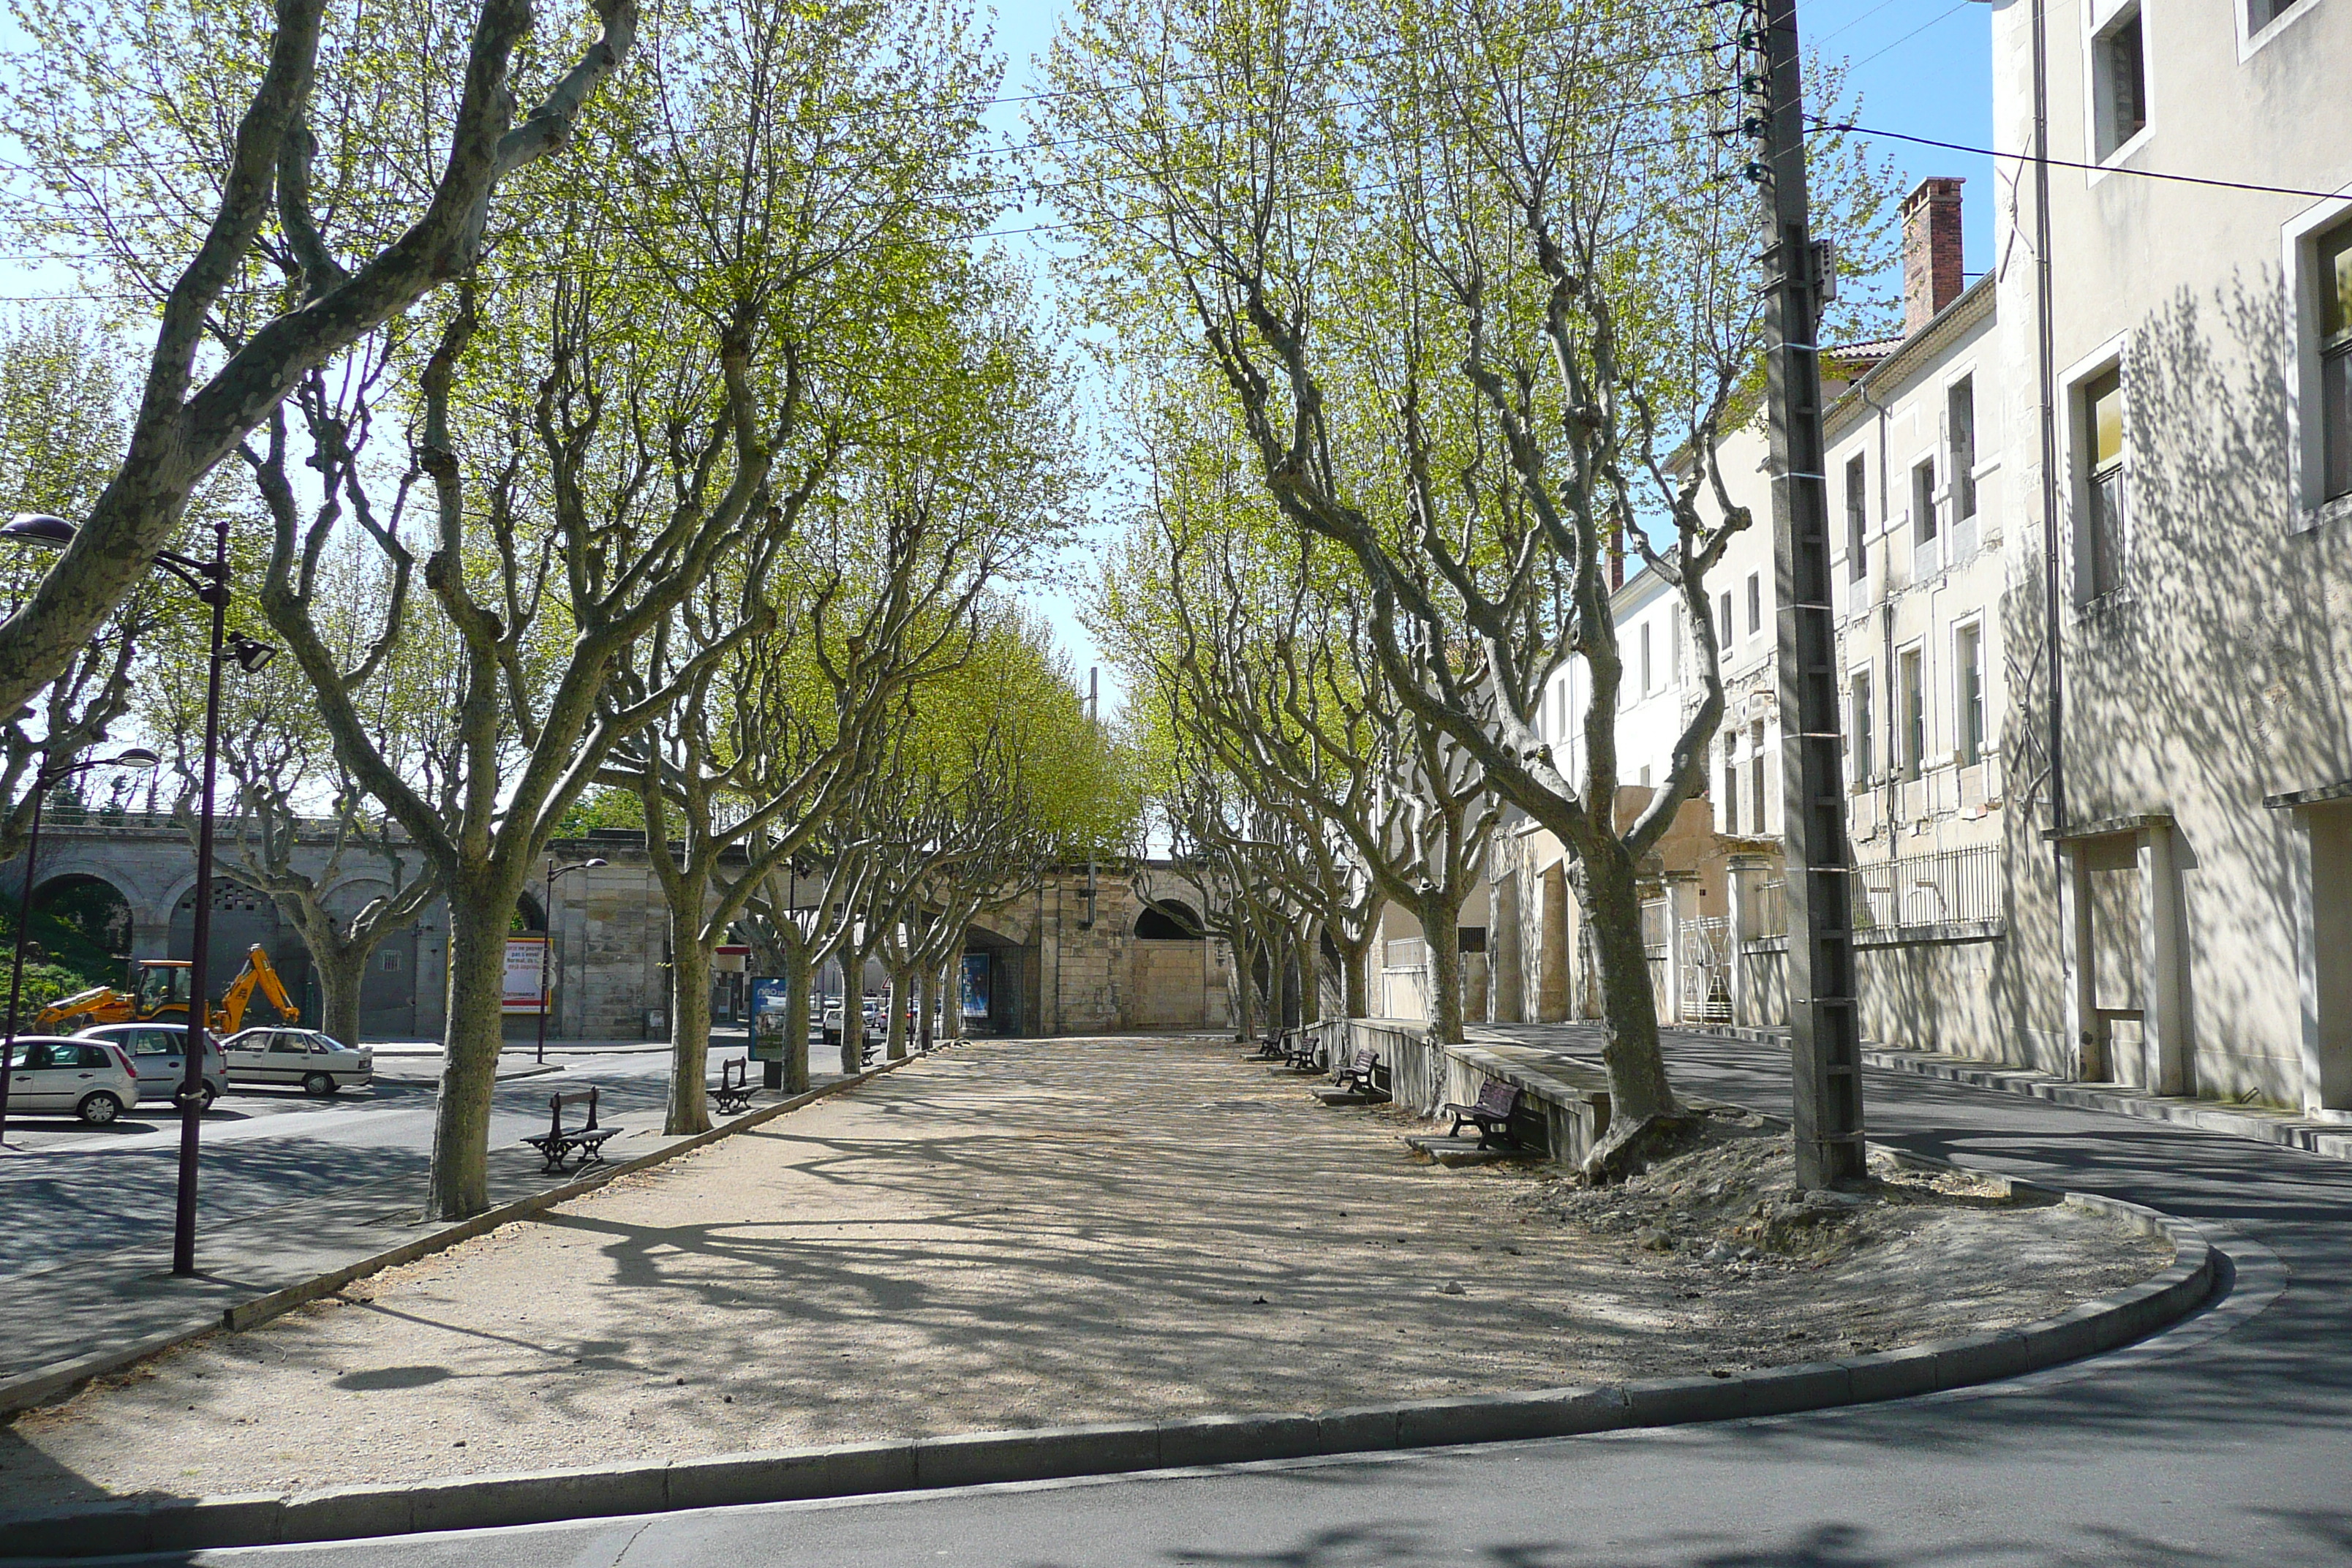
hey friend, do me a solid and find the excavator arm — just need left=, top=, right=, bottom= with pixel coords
left=214, top=946, right=302, bottom=1035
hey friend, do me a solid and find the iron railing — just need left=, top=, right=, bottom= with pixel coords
left=1744, top=844, right=1999, bottom=942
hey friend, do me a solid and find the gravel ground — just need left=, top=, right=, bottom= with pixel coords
left=1, top=1035, right=2171, bottom=1509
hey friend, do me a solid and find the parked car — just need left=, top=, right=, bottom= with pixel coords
left=4, top=1036, right=140, bottom=1123
left=74, top=1022, right=227, bottom=1110
left=215, top=1028, right=373, bottom=1096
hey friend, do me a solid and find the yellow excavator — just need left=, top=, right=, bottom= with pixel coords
left=34, top=945, right=303, bottom=1036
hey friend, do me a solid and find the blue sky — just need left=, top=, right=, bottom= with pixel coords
left=984, top=0, right=1999, bottom=717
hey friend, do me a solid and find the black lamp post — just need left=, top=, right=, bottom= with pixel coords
left=4, top=513, right=275, bottom=1273
left=0, top=745, right=161, bottom=1149
left=535, top=857, right=606, bottom=1064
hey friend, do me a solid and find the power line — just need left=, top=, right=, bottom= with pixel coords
left=1809, top=116, right=2351, bottom=203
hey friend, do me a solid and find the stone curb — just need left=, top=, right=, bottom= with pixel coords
left=1679, top=1025, right=2352, bottom=1164
left=0, top=1051, right=935, bottom=1422
left=1857, top=1046, right=2352, bottom=1161
left=0, top=1175, right=2216, bottom=1559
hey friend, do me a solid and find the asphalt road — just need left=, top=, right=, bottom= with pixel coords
left=0, top=1041, right=739, bottom=1284
left=72, top=1028, right=2346, bottom=1568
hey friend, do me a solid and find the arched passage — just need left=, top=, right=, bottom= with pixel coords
left=20, top=872, right=135, bottom=985
left=1134, top=900, right=1204, bottom=941
left=1131, top=897, right=1211, bottom=1028
left=171, top=879, right=308, bottom=1019
left=961, top=921, right=1036, bottom=1036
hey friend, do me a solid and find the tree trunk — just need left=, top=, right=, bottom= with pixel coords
left=1580, top=843, right=1680, bottom=1131
left=782, top=944, right=813, bottom=1095
left=1338, top=937, right=1371, bottom=1019
left=1301, top=918, right=1325, bottom=1026
left=1420, top=892, right=1468, bottom=1044
left=886, top=966, right=911, bottom=1060
left=838, top=949, right=865, bottom=1074
left=1232, top=938, right=1259, bottom=1042
left=916, top=963, right=937, bottom=1051
left=312, top=940, right=368, bottom=1052
left=426, top=885, right=509, bottom=1221
left=666, top=914, right=712, bottom=1136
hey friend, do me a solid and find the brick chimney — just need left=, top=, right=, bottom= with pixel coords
left=1900, top=177, right=1964, bottom=334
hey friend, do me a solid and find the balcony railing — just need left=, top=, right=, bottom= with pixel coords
left=1744, top=844, right=1999, bottom=943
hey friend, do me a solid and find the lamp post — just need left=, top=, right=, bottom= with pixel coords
left=535, top=857, right=606, bottom=1063
left=4, top=512, right=275, bottom=1272
left=0, top=745, right=161, bottom=1149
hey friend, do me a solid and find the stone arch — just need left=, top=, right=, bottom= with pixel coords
left=1134, top=898, right=1204, bottom=941
left=23, top=870, right=137, bottom=978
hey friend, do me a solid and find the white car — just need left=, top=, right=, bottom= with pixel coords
left=4, top=1036, right=141, bottom=1123
left=75, top=1022, right=226, bottom=1110
left=216, top=1028, right=374, bottom=1096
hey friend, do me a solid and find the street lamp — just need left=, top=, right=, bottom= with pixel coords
left=0, top=745, right=160, bottom=1148
left=535, top=857, right=606, bottom=1063
left=5, top=513, right=276, bottom=1274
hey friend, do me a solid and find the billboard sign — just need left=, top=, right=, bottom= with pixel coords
left=748, top=976, right=792, bottom=1061
left=502, top=936, right=549, bottom=1014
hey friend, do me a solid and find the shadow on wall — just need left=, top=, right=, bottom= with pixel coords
left=2003, top=270, right=2352, bottom=1101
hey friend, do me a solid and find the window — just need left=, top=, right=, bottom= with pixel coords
left=1639, top=622, right=1652, bottom=694
left=2083, top=366, right=2126, bottom=598
left=1948, top=378, right=1978, bottom=521
left=1722, top=731, right=1739, bottom=832
left=1746, top=572, right=1762, bottom=636
left=381, top=950, right=402, bottom=972
left=1639, top=766, right=1652, bottom=789
left=1718, top=590, right=1733, bottom=649
left=1851, top=671, right=1874, bottom=790
left=2321, top=216, right=2352, bottom=504
left=1912, top=458, right=1937, bottom=544
left=1899, top=647, right=1925, bottom=780
left=1749, top=721, right=1767, bottom=834
left=2249, top=0, right=2306, bottom=33
left=1956, top=623, right=1985, bottom=766
left=1844, top=453, right=1868, bottom=580
left=2097, top=9, right=2146, bottom=159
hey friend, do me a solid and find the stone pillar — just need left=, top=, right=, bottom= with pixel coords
left=2058, top=845, right=2101, bottom=1082
left=1492, top=870, right=1524, bottom=1023
left=1537, top=862, right=1569, bottom=1022
left=1661, top=872, right=1700, bottom=1025
left=130, top=917, right=172, bottom=963
left=2141, top=823, right=2193, bottom=1097
left=1724, top=854, right=1764, bottom=1026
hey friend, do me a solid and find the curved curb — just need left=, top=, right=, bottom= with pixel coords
left=0, top=1051, right=936, bottom=1424
left=0, top=1182, right=2217, bottom=1560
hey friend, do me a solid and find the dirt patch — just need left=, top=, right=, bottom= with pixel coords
left=1, top=1038, right=2170, bottom=1510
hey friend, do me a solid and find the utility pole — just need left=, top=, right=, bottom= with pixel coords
left=1749, top=0, right=1866, bottom=1188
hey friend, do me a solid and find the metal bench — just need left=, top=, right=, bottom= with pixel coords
left=1332, top=1044, right=1382, bottom=1096
left=1276, top=1029, right=1322, bottom=1071
left=521, top=1087, right=619, bottom=1174
left=711, top=1058, right=754, bottom=1115
left=1439, top=1080, right=1522, bottom=1150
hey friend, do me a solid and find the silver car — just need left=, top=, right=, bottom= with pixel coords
left=75, top=1023, right=225, bottom=1110
left=4, top=1036, right=141, bottom=1123
left=216, top=1028, right=373, bottom=1096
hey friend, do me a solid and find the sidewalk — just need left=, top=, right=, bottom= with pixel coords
left=1664, top=1022, right=2352, bottom=1163
left=0, top=1064, right=870, bottom=1413
left=0, top=1035, right=2172, bottom=1513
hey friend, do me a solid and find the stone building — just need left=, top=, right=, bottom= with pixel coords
left=0, top=817, right=1232, bottom=1041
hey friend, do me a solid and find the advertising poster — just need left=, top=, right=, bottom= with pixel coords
left=748, top=976, right=791, bottom=1061
left=960, top=951, right=990, bottom=1022
left=502, top=936, right=549, bottom=1014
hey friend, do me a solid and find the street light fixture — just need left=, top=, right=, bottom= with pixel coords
left=535, top=858, right=606, bottom=1064
left=6, top=512, right=276, bottom=1273
left=0, top=745, right=160, bottom=1149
